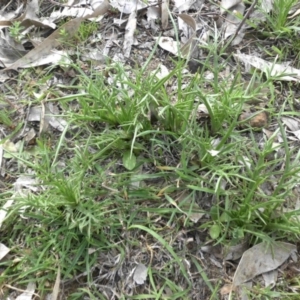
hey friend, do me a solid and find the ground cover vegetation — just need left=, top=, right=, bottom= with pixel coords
left=0, top=0, right=300, bottom=299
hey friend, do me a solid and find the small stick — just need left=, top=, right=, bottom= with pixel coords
left=48, top=0, right=92, bottom=9
left=229, top=0, right=258, bottom=43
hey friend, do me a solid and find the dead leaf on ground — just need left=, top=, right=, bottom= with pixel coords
left=0, top=243, right=10, bottom=260
left=222, top=3, right=245, bottom=45
left=110, top=0, right=146, bottom=14
left=85, top=0, right=111, bottom=19
left=50, top=266, right=61, bottom=300
left=2, top=0, right=109, bottom=71
left=220, top=283, right=234, bottom=295
left=178, top=13, right=196, bottom=56
left=20, top=0, right=56, bottom=29
left=220, top=0, right=242, bottom=13
left=133, top=263, right=148, bottom=284
left=4, top=17, right=83, bottom=70
left=123, top=11, right=137, bottom=58
left=262, top=270, right=277, bottom=288
left=0, top=200, right=14, bottom=229
left=235, top=53, right=300, bottom=81
left=173, top=0, right=197, bottom=13
left=15, top=282, right=36, bottom=300
left=155, top=14, right=196, bottom=58
left=281, top=116, right=299, bottom=131
left=155, top=36, right=182, bottom=56
left=161, top=0, right=169, bottom=29
left=261, top=0, right=274, bottom=13
left=233, top=242, right=297, bottom=287
left=0, top=30, right=28, bottom=65
left=28, top=103, right=67, bottom=133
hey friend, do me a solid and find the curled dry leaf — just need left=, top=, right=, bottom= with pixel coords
left=178, top=13, right=196, bottom=56
left=28, top=104, right=67, bottom=133
left=289, top=8, right=300, bottom=19
left=152, top=64, right=170, bottom=80
left=155, top=14, right=196, bottom=58
left=155, top=36, right=182, bottom=57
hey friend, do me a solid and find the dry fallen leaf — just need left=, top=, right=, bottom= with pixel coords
left=262, top=270, right=277, bottom=288
left=0, top=200, right=14, bottom=229
left=222, top=3, right=246, bottom=45
left=155, top=14, right=196, bottom=58
left=20, top=0, right=56, bottom=29
left=51, top=266, right=61, bottom=300
left=5, top=17, right=83, bottom=70
left=220, top=283, right=234, bottom=295
left=233, top=242, right=297, bottom=287
left=281, top=116, right=299, bottom=131
left=261, top=0, right=274, bottom=13
left=155, top=36, right=183, bottom=57
left=178, top=13, right=196, bottom=56
left=123, top=11, right=137, bottom=58
left=0, top=243, right=10, bottom=260
left=133, top=263, right=148, bottom=284
left=15, top=282, right=36, bottom=300
left=110, top=0, right=146, bottom=14
left=161, top=0, right=169, bottom=29
left=223, top=239, right=249, bottom=260
left=220, top=0, right=242, bottom=13
left=173, top=0, right=196, bottom=13
left=3, top=0, right=110, bottom=70
left=2, top=139, right=18, bottom=153
left=235, top=53, right=300, bottom=81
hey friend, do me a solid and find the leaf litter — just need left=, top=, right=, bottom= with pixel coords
left=0, top=0, right=300, bottom=299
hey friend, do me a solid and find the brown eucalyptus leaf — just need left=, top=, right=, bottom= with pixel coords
left=5, top=17, right=83, bottom=70
left=161, top=0, right=169, bottom=29
left=178, top=14, right=196, bottom=57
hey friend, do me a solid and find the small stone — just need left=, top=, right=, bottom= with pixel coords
left=239, top=111, right=268, bottom=129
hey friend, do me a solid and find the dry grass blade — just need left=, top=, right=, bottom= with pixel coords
left=51, top=266, right=61, bottom=300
